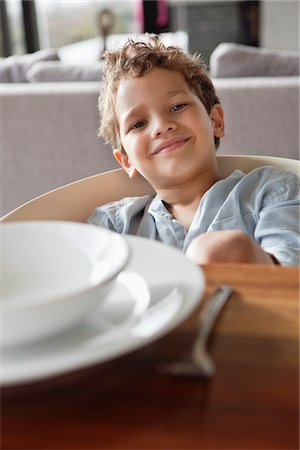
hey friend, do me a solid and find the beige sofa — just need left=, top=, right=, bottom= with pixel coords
left=0, top=75, right=299, bottom=216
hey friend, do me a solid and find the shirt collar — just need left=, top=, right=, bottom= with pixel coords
left=147, top=170, right=244, bottom=219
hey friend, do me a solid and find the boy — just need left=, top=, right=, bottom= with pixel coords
left=89, top=35, right=299, bottom=266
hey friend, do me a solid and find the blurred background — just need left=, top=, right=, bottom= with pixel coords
left=1, top=0, right=299, bottom=217
left=1, top=0, right=299, bottom=62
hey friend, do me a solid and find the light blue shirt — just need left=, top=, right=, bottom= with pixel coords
left=88, top=167, right=300, bottom=266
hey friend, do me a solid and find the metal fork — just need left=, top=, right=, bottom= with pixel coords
left=157, top=285, right=234, bottom=378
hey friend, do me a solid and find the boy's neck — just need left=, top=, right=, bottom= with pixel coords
left=157, top=169, right=222, bottom=231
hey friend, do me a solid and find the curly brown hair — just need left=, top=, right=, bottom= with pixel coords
left=98, top=34, right=221, bottom=150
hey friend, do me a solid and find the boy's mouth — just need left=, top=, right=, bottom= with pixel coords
left=152, top=137, right=191, bottom=155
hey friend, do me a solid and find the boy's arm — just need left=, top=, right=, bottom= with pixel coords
left=187, top=173, right=299, bottom=266
left=185, top=230, right=278, bottom=265
left=254, top=189, right=299, bottom=266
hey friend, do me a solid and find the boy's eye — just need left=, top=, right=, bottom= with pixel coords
left=131, top=120, right=146, bottom=130
left=170, top=103, right=187, bottom=113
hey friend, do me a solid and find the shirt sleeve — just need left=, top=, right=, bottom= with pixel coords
left=254, top=170, right=300, bottom=266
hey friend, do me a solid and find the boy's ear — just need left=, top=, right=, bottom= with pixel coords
left=113, top=149, right=138, bottom=178
left=210, top=104, right=225, bottom=138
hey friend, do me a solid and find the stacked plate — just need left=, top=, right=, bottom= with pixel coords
left=0, top=221, right=205, bottom=386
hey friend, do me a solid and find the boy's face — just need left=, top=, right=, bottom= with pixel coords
left=114, top=68, right=224, bottom=189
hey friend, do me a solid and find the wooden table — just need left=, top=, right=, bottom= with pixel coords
left=1, top=264, right=299, bottom=449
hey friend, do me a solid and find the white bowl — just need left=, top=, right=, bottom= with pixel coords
left=0, top=221, right=129, bottom=347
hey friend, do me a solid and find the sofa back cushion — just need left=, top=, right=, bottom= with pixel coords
left=26, top=61, right=103, bottom=82
left=0, top=49, right=60, bottom=83
left=210, top=43, right=300, bottom=78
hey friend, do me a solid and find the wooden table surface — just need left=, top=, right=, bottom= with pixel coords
left=1, top=264, right=299, bottom=450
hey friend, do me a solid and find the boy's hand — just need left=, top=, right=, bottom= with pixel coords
left=186, top=230, right=276, bottom=265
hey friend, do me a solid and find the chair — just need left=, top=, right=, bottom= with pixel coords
left=1, top=155, right=299, bottom=223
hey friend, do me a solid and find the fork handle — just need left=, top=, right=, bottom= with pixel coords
left=194, top=285, right=234, bottom=347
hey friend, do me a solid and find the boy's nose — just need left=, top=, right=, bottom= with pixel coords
left=151, top=117, right=176, bottom=138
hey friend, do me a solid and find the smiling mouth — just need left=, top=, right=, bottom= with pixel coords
left=152, top=137, right=191, bottom=155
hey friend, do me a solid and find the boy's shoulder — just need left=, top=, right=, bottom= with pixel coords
left=225, top=165, right=298, bottom=191
left=91, top=194, right=155, bottom=222
left=236, top=165, right=299, bottom=202
left=243, top=165, right=299, bottom=185
left=88, top=194, right=155, bottom=231
left=100, top=194, right=155, bottom=213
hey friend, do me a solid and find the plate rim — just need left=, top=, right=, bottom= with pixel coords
left=0, top=235, right=205, bottom=386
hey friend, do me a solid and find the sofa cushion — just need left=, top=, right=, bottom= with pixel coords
left=210, top=43, right=300, bottom=77
left=0, top=49, right=60, bottom=83
left=26, top=61, right=103, bottom=82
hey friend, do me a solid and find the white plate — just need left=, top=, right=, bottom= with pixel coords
left=0, top=236, right=205, bottom=386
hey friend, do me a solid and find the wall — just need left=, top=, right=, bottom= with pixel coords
left=260, top=0, right=299, bottom=51
left=170, top=0, right=299, bottom=53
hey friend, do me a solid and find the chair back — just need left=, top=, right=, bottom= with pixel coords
left=1, top=155, right=299, bottom=223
